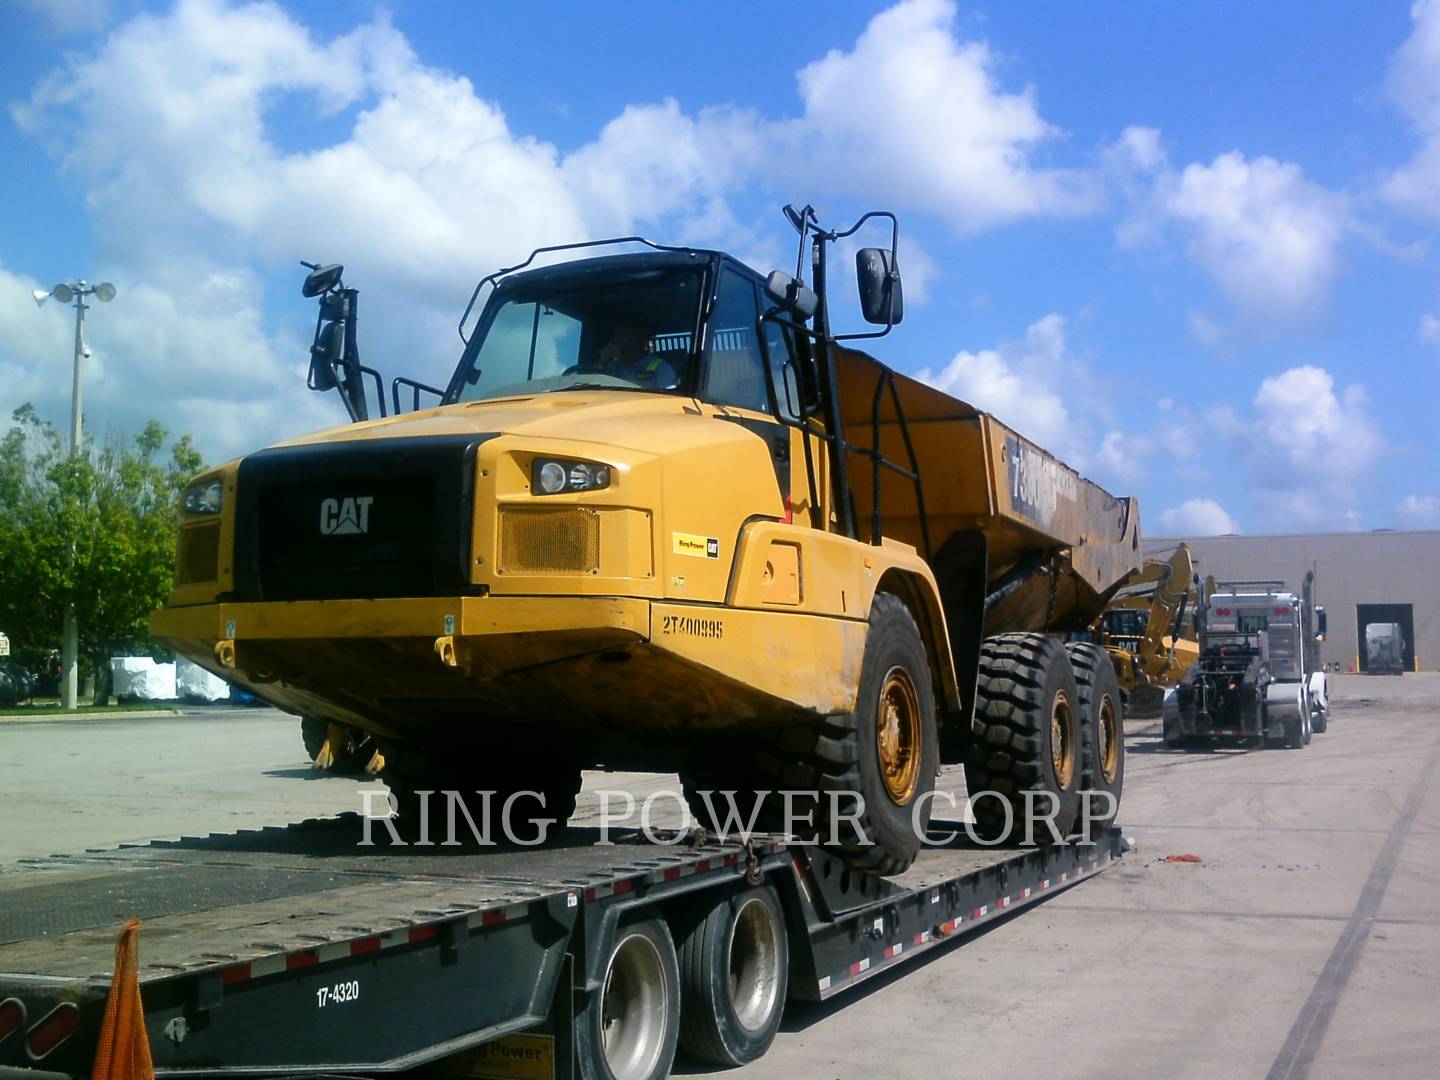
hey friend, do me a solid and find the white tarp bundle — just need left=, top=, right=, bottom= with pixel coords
left=111, top=657, right=177, bottom=701
left=176, top=657, right=230, bottom=702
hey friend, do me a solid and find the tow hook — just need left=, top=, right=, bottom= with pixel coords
left=743, top=839, right=764, bottom=886
left=435, top=635, right=457, bottom=668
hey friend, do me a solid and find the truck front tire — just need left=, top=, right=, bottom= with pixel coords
left=965, top=634, right=1082, bottom=844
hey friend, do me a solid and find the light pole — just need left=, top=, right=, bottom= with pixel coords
left=32, top=279, right=116, bottom=709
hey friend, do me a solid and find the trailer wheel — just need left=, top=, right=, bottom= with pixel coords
left=1064, top=643, right=1125, bottom=838
left=964, top=634, right=1082, bottom=844
left=676, top=884, right=788, bottom=1066
left=576, top=917, right=681, bottom=1080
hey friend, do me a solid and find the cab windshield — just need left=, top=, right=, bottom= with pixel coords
left=450, top=265, right=704, bottom=403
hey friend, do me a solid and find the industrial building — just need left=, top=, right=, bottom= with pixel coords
left=1144, top=531, right=1440, bottom=673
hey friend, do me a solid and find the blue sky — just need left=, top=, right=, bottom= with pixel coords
left=1, top=0, right=1437, bottom=536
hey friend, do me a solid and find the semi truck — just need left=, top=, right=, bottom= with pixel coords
left=1165, top=574, right=1329, bottom=749
left=1364, top=622, right=1406, bottom=675
left=150, top=204, right=1142, bottom=874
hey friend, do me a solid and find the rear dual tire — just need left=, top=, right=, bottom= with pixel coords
left=964, top=634, right=1083, bottom=844
left=1065, top=642, right=1125, bottom=837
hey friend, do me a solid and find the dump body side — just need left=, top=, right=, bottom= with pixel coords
left=834, top=346, right=1141, bottom=634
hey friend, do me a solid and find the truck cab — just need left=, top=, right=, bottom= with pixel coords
left=1168, top=576, right=1329, bottom=748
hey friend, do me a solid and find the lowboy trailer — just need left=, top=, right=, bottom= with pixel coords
left=0, top=816, right=1123, bottom=1080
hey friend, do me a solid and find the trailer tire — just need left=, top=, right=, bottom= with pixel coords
left=964, top=634, right=1082, bottom=844
left=1065, top=643, right=1125, bottom=838
left=576, top=916, right=681, bottom=1080
left=676, top=884, right=788, bottom=1066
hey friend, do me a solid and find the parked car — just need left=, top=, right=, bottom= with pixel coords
left=0, top=658, right=34, bottom=706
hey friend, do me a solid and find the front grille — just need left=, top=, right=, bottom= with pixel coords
left=232, top=435, right=491, bottom=601
left=500, top=507, right=600, bottom=574
left=176, top=522, right=220, bottom=585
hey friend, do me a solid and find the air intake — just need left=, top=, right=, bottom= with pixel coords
left=500, top=507, right=601, bottom=574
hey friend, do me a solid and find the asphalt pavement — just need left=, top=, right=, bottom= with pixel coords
left=2, top=675, right=1436, bottom=1079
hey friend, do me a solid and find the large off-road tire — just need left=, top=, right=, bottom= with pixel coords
left=744, top=593, right=939, bottom=876
left=576, top=916, right=681, bottom=1080
left=964, top=634, right=1082, bottom=844
left=1065, top=643, right=1125, bottom=838
left=380, top=750, right=582, bottom=844
left=676, top=884, right=788, bottom=1066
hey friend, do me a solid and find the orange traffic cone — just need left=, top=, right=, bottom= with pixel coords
left=91, top=920, right=155, bottom=1080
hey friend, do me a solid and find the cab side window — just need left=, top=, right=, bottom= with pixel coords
left=761, top=317, right=802, bottom=422
left=704, top=270, right=770, bottom=414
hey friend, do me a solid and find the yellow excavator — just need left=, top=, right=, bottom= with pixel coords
left=1094, top=544, right=1210, bottom=715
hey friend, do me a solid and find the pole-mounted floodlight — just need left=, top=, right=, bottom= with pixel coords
left=29, top=277, right=118, bottom=711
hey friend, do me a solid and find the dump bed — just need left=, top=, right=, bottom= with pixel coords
left=835, top=348, right=1141, bottom=631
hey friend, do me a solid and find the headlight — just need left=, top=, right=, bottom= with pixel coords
left=183, top=478, right=224, bottom=515
left=531, top=458, right=611, bottom=496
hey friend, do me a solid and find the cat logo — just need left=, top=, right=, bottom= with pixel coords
left=319, top=496, right=374, bottom=536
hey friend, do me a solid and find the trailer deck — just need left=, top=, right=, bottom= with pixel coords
left=0, top=817, right=1123, bottom=1079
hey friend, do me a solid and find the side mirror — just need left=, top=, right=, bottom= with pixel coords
left=1315, top=606, right=1327, bottom=641
left=856, top=248, right=903, bottom=325
left=764, top=271, right=818, bottom=321
left=302, top=263, right=344, bottom=298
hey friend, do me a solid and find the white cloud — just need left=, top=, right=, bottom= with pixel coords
left=1422, top=313, right=1440, bottom=350
left=1383, top=0, right=1440, bottom=217
left=5, top=0, right=1115, bottom=462
left=790, top=0, right=1098, bottom=232
left=915, top=313, right=1092, bottom=465
left=1219, top=365, right=1383, bottom=528
left=1156, top=498, right=1240, bottom=537
left=1396, top=493, right=1440, bottom=524
left=1124, top=148, right=1350, bottom=323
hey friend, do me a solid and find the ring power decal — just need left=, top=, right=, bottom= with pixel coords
left=673, top=532, right=720, bottom=558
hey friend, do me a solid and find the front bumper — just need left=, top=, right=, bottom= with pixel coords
left=151, top=596, right=863, bottom=763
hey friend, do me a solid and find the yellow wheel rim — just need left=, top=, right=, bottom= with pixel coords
left=1051, top=690, right=1076, bottom=789
left=877, top=667, right=923, bottom=805
left=1098, top=693, right=1120, bottom=785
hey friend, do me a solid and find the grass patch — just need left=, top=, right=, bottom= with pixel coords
left=0, top=700, right=180, bottom=717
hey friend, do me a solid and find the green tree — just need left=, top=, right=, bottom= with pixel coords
left=0, top=405, right=204, bottom=703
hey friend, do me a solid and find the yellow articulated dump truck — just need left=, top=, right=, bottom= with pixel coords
left=1093, top=543, right=1208, bottom=714
left=152, top=205, right=1141, bottom=875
